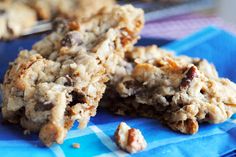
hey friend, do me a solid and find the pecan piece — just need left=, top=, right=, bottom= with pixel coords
left=115, top=122, right=147, bottom=153
left=180, top=66, right=198, bottom=89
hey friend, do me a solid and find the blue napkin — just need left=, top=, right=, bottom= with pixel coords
left=0, top=27, right=236, bottom=157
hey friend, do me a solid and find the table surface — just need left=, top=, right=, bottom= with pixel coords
left=141, top=13, right=236, bottom=39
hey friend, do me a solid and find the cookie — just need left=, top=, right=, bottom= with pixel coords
left=1, top=5, right=144, bottom=146
left=103, top=45, right=236, bottom=134
left=0, top=0, right=37, bottom=40
left=24, top=0, right=115, bottom=20
left=0, top=0, right=115, bottom=40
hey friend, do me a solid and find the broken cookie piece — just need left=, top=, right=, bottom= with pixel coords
left=1, top=5, right=144, bottom=146
left=115, top=122, right=147, bottom=153
left=104, top=45, right=236, bottom=134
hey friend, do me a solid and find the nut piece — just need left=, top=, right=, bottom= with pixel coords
left=180, top=66, right=198, bottom=89
left=72, top=143, right=80, bottom=149
left=115, top=122, right=147, bottom=153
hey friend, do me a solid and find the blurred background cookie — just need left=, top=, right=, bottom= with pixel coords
left=0, top=0, right=36, bottom=40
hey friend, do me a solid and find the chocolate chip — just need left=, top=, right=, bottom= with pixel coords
left=18, top=107, right=25, bottom=116
left=180, top=66, right=198, bottom=89
left=200, top=88, right=206, bottom=94
left=165, top=95, right=173, bottom=103
left=35, top=103, right=54, bottom=111
left=61, top=32, right=82, bottom=47
left=68, top=91, right=87, bottom=106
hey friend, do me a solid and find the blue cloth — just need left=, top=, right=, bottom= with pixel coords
left=0, top=27, right=236, bottom=157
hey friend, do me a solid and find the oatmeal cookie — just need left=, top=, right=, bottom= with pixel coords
left=1, top=5, right=144, bottom=146
left=0, top=0, right=115, bottom=40
left=104, top=45, right=236, bottom=134
left=0, top=0, right=37, bottom=40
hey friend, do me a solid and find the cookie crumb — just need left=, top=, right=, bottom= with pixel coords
left=72, top=143, right=80, bottom=149
left=114, top=122, right=147, bottom=153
